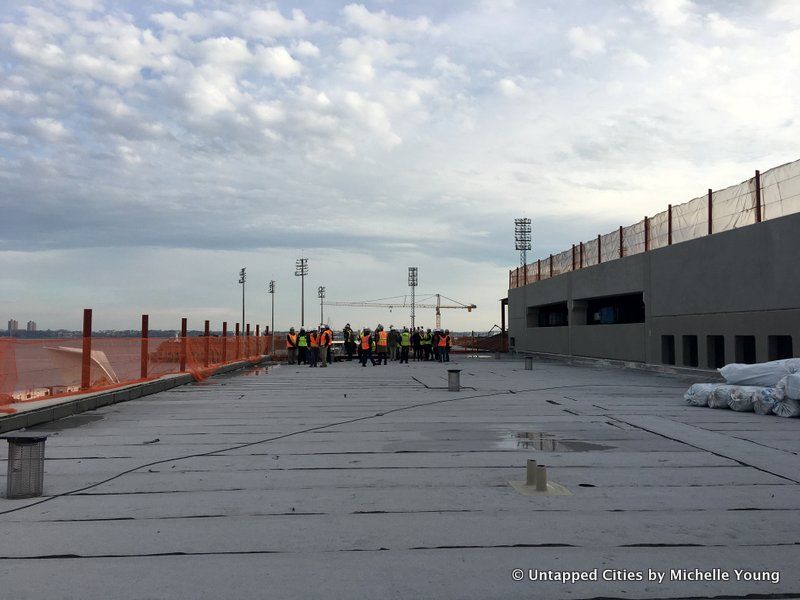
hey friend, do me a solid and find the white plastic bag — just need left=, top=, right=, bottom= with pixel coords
left=785, top=373, right=800, bottom=400
left=708, top=385, right=737, bottom=409
left=684, top=383, right=719, bottom=407
left=754, top=387, right=782, bottom=415
left=773, top=397, right=800, bottom=418
left=727, top=386, right=763, bottom=412
left=719, top=358, right=800, bottom=387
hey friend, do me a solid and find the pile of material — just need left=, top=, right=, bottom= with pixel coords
left=684, top=359, right=800, bottom=417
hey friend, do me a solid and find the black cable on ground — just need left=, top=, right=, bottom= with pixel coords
left=0, top=382, right=685, bottom=517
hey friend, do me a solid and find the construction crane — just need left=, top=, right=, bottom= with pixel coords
left=326, top=294, right=476, bottom=329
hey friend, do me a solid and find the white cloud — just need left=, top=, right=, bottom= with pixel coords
left=496, top=77, right=521, bottom=97
left=256, top=46, right=302, bottom=78
left=567, top=26, right=607, bottom=58
left=242, top=8, right=312, bottom=39
left=342, top=4, right=441, bottom=37
left=31, top=117, right=67, bottom=141
left=618, top=49, right=650, bottom=69
left=639, top=0, right=695, bottom=28
left=293, top=40, right=320, bottom=58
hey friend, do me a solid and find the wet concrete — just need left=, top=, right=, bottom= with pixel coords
left=0, top=357, right=798, bottom=599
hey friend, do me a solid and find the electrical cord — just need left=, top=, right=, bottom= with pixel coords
left=0, top=382, right=685, bottom=517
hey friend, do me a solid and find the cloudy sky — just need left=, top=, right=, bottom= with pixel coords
left=1, top=0, right=798, bottom=332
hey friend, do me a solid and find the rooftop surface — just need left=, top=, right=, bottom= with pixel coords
left=1, top=356, right=799, bottom=599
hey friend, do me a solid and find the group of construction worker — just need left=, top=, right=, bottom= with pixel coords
left=284, top=324, right=452, bottom=367
left=284, top=324, right=335, bottom=367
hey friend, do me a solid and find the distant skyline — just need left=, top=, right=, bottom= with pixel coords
left=2, top=0, right=799, bottom=331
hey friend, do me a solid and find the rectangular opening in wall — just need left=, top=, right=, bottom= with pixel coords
left=682, top=335, right=698, bottom=367
left=707, top=335, right=725, bottom=368
left=735, top=335, right=757, bottom=364
left=768, top=336, right=793, bottom=360
left=528, top=302, right=568, bottom=328
left=661, top=335, right=675, bottom=365
left=584, top=292, right=644, bottom=325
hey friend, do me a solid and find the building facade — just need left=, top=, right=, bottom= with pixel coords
left=508, top=212, right=800, bottom=368
left=7, top=319, right=18, bottom=335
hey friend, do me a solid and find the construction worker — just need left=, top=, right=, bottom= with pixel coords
left=318, top=325, right=330, bottom=368
left=297, top=328, right=308, bottom=365
left=437, top=329, right=448, bottom=362
left=324, top=324, right=334, bottom=365
left=286, top=327, right=298, bottom=365
left=412, top=327, right=421, bottom=361
left=343, top=323, right=355, bottom=361
left=432, top=330, right=441, bottom=362
left=356, top=328, right=364, bottom=362
left=400, top=326, right=410, bottom=364
left=442, top=329, right=451, bottom=363
left=360, top=328, right=375, bottom=367
left=388, top=326, right=398, bottom=361
left=309, top=328, right=319, bottom=367
left=376, top=325, right=389, bottom=365
left=422, top=328, right=433, bottom=361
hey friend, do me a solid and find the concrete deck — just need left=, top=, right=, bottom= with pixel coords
left=1, top=357, right=798, bottom=599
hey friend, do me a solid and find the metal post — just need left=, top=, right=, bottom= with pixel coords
left=619, top=225, right=623, bottom=258
left=179, top=317, right=187, bottom=372
left=526, top=459, right=538, bottom=486
left=708, top=188, right=713, bottom=235
left=537, top=259, right=541, bottom=280
left=571, top=244, right=576, bottom=271
left=256, top=325, right=260, bottom=355
left=447, top=369, right=461, bottom=392
left=597, top=234, right=602, bottom=264
left=524, top=356, right=533, bottom=370
left=235, top=323, right=240, bottom=360
left=239, top=267, right=246, bottom=334
left=222, top=321, right=228, bottom=363
left=140, top=314, right=149, bottom=379
left=203, top=319, right=210, bottom=367
left=535, top=465, right=547, bottom=492
left=755, top=169, right=762, bottom=222
left=549, top=254, right=553, bottom=278
left=644, top=216, right=650, bottom=251
left=81, top=308, right=92, bottom=390
left=579, top=242, right=584, bottom=268
left=523, top=261, right=528, bottom=284
left=269, top=280, right=275, bottom=355
left=668, top=204, right=673, bottom=245
left=409, top=267, right=418, bottom=330
left=295, top=258, right=308, bottom=327
left=246, top=323, right=251, bottom=357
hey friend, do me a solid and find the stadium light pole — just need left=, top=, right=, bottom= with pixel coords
left=408, top=267, right=418, bottom=331
left=514, top=218, right=532, bottom=266
left=295, top=258, right=308, bottom=327
left=268, top=280, right=275, bottom=355
left=318, top=285, right=325, bottom=327
left=239, top=267, right=247, bottom=333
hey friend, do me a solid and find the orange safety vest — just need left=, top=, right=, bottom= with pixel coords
left=377, top=331, right=388, bottom=347
left=310, top=332, right=319, bottom=348
left=287, top=333, right=297, bottom=349
left=361, top=334, right=371, bottom=350
left=437, top=334, right=447, bottom=348
left=319, top=329, right=331, bottom=346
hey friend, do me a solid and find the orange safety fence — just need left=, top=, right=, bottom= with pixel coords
left=0, top=335, right=273, bottom=413
left=509, top=158, right=800, bottom=289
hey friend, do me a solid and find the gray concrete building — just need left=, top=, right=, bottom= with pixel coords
left=508, top=212, right=800, bottom=368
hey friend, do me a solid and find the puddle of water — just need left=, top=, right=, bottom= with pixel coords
left=241, top=367, right=268, bottom=376
left=498, top=431, right=612, bottom=452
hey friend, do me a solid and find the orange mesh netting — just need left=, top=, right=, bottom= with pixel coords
left=509, top=158, right=800, bottom=289
left=0, top=335, right=273, bottom=412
